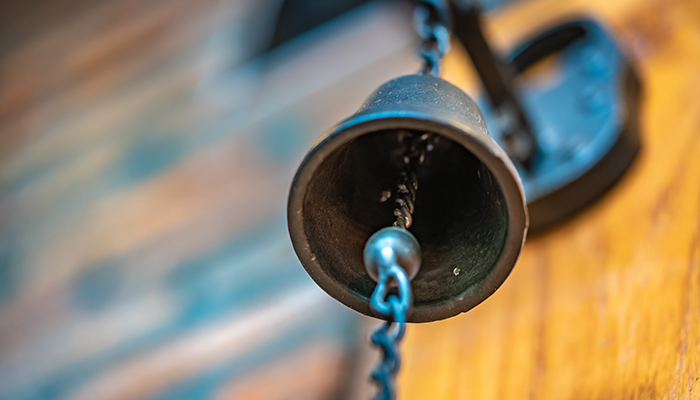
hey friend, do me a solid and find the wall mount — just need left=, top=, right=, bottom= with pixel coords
left=451, top=4, right=641, bottom=230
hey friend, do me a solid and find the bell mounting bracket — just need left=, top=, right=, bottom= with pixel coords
left=450, top=3, right=641, bottom=230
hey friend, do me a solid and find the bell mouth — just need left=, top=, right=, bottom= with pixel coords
left=289, top=113, right=527, bottom=322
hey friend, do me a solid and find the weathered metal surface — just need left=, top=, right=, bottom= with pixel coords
left=288, top=73, right=528, bottom=323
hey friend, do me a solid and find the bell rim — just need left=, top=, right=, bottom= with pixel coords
left=288, top=108, right=528, bottom=323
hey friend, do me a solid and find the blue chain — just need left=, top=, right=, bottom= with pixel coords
left=415, top=0, right=451, bottom=77
left=369, top=265, right=411, bottom=400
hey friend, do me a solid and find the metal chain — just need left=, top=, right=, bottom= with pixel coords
left=415, top=0, right=452, bottom=77
left=367, top=2, right=448, bottom=393
left=368, top=131, right=433, bottom=400
left=369, top=265, right=410, bottom=400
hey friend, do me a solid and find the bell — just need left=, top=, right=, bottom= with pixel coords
left=288, top=74, right=528, bottom=322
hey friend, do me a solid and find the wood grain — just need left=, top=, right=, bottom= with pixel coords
left=0, top=1, right=421, bottom=398
left=399, top=0, right=700, bottom=398
left=1, top=0, right=698, bottom=398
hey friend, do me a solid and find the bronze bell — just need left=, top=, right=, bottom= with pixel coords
left=288, top=74, right=528, bottom=322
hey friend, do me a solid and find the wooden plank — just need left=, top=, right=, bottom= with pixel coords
left=0, top=1, right=416, bottom=399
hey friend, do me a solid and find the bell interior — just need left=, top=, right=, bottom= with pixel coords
left=302, top=129, right=508, bottom=308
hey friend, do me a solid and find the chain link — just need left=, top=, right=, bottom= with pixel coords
left=414, top=0, right=452, bottom=77
left=370, top=264, right=412, bottom=318
left=369, top=266, right=409, bottom=400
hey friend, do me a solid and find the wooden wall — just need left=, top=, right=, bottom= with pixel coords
left=0, top=0, right=698, bottom=399
left=0, top=1, right=417, bottom=398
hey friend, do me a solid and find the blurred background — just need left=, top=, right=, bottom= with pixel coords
left=0, top=0, right=698, bottom=399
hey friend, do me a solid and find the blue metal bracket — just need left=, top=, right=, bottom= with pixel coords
left=451, top=6, right=641, bottom=230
